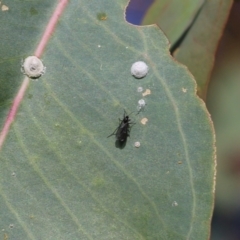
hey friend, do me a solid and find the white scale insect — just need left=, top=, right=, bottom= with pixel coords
left=131, top=61, right=148, bottom=78
left=21, top=56, right=46, bottom=79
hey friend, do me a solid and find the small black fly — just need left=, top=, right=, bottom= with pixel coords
left=108, top=110, right=135, bottom=143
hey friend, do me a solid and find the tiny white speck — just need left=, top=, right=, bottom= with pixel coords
left=137, top=87, right=143, bottom=92
left=11, top=172, right=16, bottom=177
left=9, top=224, right=14, bottom=229
left=131, top=61, right=149, bottom=79
left=98, top=45, right=101, bottom=48
left=134, top=142, right=140, bottom=148
left=137, top=99, right=146, bottom=111
left=172, top=201, right=178, bottom=207
left=126, top=46, right=128, bottom=49
left=182, top=88, right=187, bottom=93
left=138, top=99, right=145, bottom=107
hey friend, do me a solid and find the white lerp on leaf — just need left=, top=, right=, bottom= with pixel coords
left=137, top=98, right=146, bottom=111
left=21, top=56, right=46, bottom=79
left=134, top=141, right=140, bottom=148
left=138, top=99, right=146, bottom=108
left=131, top=61, right=148, bottom=78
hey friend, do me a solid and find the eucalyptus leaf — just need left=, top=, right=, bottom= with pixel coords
left=174, top=0, right=233, bottom=99
left=141, top=0, right=204, bottom=44
left=0, top=0, right=215, bottom=239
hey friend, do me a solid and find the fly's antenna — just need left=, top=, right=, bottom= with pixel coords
left=123, top=109, right=135, bottom=117
left=128, top=111, right=135, bottom=117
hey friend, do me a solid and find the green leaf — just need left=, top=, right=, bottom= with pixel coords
left=0, top=0, right=57, bottom=126
left=141, top=0, right=205, bottom=44
left=0, top=0, right=215, bottom=239
left=174, top=0, right=233, bottom=99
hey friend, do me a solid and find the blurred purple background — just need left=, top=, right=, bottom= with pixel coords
left=125, top=0, right=153, bottom=25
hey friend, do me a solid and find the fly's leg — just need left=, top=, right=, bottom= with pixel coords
left=107, top=126, right=119, bottom=138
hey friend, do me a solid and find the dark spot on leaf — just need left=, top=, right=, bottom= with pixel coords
left=9, top=224, right=14, bottom=229
left=97, top=12, right=107, bottom=21
left=30, top=7, right=38, bottom=16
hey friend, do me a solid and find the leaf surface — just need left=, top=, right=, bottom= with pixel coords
left=141, top=0, right=204, bottom=44
left=0, top=0, right=215, bottom=239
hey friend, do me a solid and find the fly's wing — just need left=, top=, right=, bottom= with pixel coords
left=116, top=123, right=129, bottom=142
